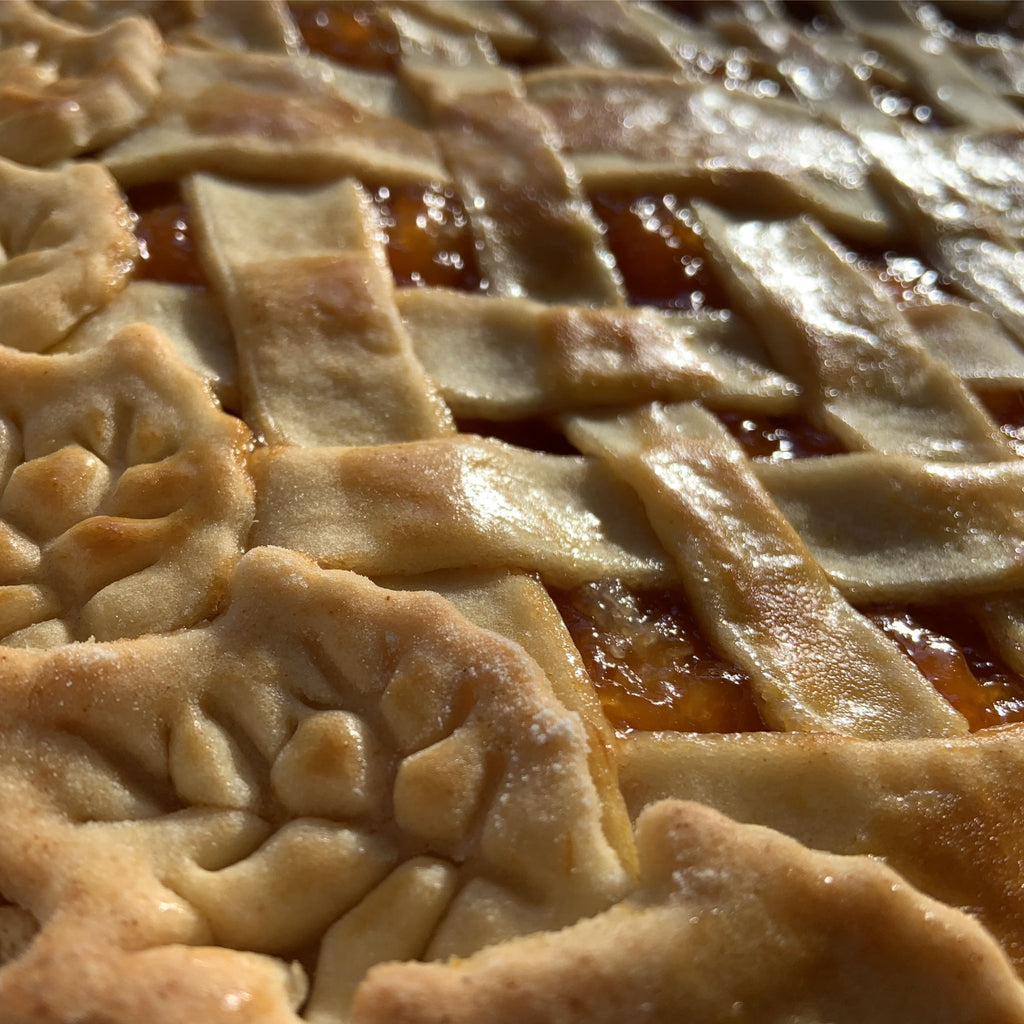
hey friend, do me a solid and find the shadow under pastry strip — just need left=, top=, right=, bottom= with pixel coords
left=0, top=546, right=631, bottom=1023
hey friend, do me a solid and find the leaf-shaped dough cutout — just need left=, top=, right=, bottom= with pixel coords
left=0, top=324, right=254, bottom=643
left=352, top=801, right=1024, bottom=1024
left=0, top=546, right=631, bottom=1022
left=0, top=158, right=137, bottom=350
left=0, top=2, right=163, bottom=165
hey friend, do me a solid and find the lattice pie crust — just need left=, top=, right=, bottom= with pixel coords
left=2, top=2, right=1024, bottom=1022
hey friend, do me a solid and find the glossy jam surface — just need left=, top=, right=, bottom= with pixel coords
left=717, top=410, right=846, bottom=461
left=551, top=580, right=766, bottom=735
left=977, top=389, right=1024, bottom=458
left=129, top=184, right=205, bottom=286
left=868, top=605, right=1024, bottom=731
left=290, top=2, right=399, bottom=71
left=587, top=192, right=730, bottom=311
left=371, top=184, right=482, bottom=291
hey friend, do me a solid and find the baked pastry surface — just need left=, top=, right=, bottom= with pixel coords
left=2, top=1, right=1024, bottom=1021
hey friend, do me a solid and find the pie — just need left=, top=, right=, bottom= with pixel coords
left=2, top=1, right=1024, bottom=1021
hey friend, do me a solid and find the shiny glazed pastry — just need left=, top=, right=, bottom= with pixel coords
left=2, top=1, right=1024, bottom=1021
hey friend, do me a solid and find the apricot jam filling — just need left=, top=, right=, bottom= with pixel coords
left=587, top=192, right=730, bottom=312
left=867, top=605, right=1024, bottom=731
left=550, top=580, right=766, bottom=736
left=716, top=410, right=846, bottom=461
left=289, top=2, right=400, bottom=72
left=370, top=183, right=482, bottom=291
left=128, top=184, right=206, bottom=287
left=128, top=180, right=483, bottom=292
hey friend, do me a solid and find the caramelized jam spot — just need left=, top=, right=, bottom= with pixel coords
left=976, top=389, right=1024, bottom=458
left=716, top=410, right=846, bottom=461
left=290, top=2, right=400, bottom=71
left=128, top=184, right=206, bottom=287
left=372, top=184, right=482, bottom=291
left=551, top=580, right=766, bottom=735
left=867, top=605, right=1024, bottom=731
left=587, top=192, right=730, bottom=312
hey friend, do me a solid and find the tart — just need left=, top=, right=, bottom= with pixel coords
left=1, top=1, right=1024, bottom=1021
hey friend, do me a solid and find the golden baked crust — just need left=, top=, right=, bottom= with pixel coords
left=1, top=1, right=1024, bottom=1021
left=0, top=323, right=254, bottom=644
left=0, top=158, right=137, bottom=351
left=353, top=800, right=1024, bottom=1024
left=0, top=546, right=629, bottom=1022
left=0, top=0, right=163, bottom=164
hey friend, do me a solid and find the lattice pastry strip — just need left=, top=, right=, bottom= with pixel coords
left=696, top=203, right=1012, bottom=462
left=562, top=402, right=967, bottom=739
left=515, top=0, right=684, bottom=70
left=290, top=0, right=522, bottom=70
left=249, top=437, right=674, bottom=586
left=525, top=67, right=895, bottom=244
left=903, top=301, right=1024, bottom=389
left=0, top=158, right=137, bottom=352
left=352, top=800, right=1024, bottom=1024
left=405, top=61, right=624, bottom=306
left=0, top=0, right=163, bottom=164
left=188, top=173, right=452, bottom=446
left=103, top=45, right=446, bottom=187
left=618, top=726, right=1024, bottom=978
left=861, top=127, right=1024, bottom=344
left=708, top=8, right=892, bottom=114
left=863, top=128, right=1024, bottom=248
left=375, top=1, right=533, bottom=56
left=953, top=27, right=1024, bottom=104
left=397, top=288, right=798, bottom=420
left=0, top=323, right=253, bottom=645
left=0, top=546, right=631, bottom=1022
left=756, top=454, right=1024, bottom=604
left=833, top=2, right=1024, bottom=131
